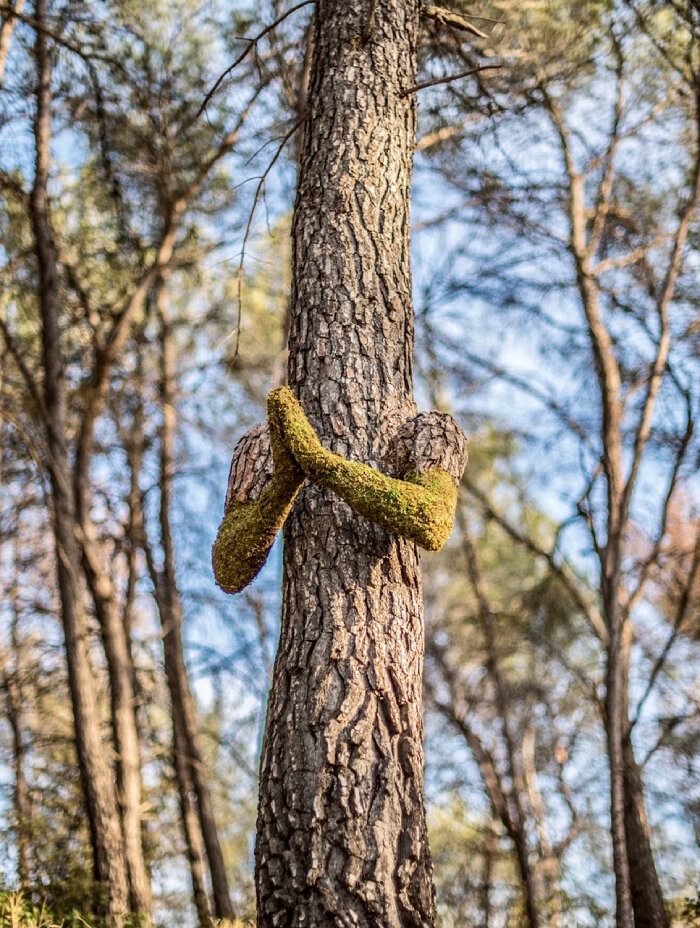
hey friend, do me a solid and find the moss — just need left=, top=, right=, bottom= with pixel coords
left=211, top=410, right=304, bottom=594
left=268, top=387, right=459, bottom=552
left=213, top=388, right=463, bottom=595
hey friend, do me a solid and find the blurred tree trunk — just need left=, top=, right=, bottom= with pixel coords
left=622, top=735, right=669, bottom=928
left=256, top=2, right=436, bottom=925
left=30, top=2, right=130, bottom=921
left=76, top=539, right=153, bottom=919
left=149, top=279, right=234, bottom=922
left=1, top=587, right=31, bottom=888
left=172, top=712, right=213, bottom=926
left=124, top=336, right=213, bottom=926
left=544, top=76, right=679, bottom=928
left=0, top=0, right=23, bottom=86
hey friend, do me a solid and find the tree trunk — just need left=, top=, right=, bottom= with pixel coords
left=126, top=342, right=213, bottom=927
left=5, top=671, right=30, bottom=887
left=0, top=0, right=23, bottom=87
left=606, top=592, right=667, bottom=928
left=172, top=710, right=213, bottom=927
left=30, top=3, right=129, bottom=921
left=77, top=536, right=153, bottom=919
left=622, top=735, right=669, bottom=928
left=3, top=600, right=31, bottom=888
left=255, top=3, right=435, bottom=926
left=604, top=604, right=634, bottom=928
left=154, top=280, right=234, bottom=921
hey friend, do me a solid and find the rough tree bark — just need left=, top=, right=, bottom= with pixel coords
left=255, top=2, right=436, bottom=926
left=30, top=2, right=130, bottom=920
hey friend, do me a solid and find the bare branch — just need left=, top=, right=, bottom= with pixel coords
left=73, top=92, right=260, bottom=512
left=196, top=0, right=315, bottom=119
left=0, top=2, right=127, bottom=71
left=591, top=236, right=670, bottom=277
left=631, top=527, right=700, bottom=730
left=464, top=478, right=609, bottom=645
left=0, top=0, right=23, bottom=87
left=458, top=348, right=597, bottom=452
left=619, top=133, right=700, bottom=531
left=400, top=63, right=502, bottom=97
left=229, top=114, right=307, bottom=360
left=587, top=30, right=624, bottom=260
left=625, top=396, right=694, bottom=616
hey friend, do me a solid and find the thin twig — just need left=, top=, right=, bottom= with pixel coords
left=230, top=114, right=307, bottom=361
left=0, top=2, right=127, bottom=72
left=630, top=529, right=700, bottom=730
left=465, top=478, right=609, bottom=645
left=196, top=0, right=315, bottom=119
left=400, top=63, right=502, bottom=97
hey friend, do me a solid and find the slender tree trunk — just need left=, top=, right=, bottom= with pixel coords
left=622, top=735, right=669, bottom=928
left=604, top=591, right=634, bottom=928
left=173, top=711, right=213, bottom=927
left=125, top=347, right=213, bottom=927
left=605, top=578, right=667, bottom=928
left=3, top=597, right=31, bottom=888
left=77, top=538, right=153, bottom=919
left=30, top=4, right=129, bottom=920
left=256, top=3, right=435, bottom=926
left=153, top=280, right=234, bottom=921
left=0, top=0, right=23, bottom=87
left=481, top=827, right=496, bottom=928
left=618, top=621, right=668, bottom=928
left=461, top=532, right=541, bottom=928
left=5, top=669, right=30, bottom=887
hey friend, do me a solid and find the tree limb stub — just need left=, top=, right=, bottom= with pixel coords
left=423, top=4, right=489, bottom=39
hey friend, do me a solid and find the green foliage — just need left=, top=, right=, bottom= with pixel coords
left=672, top=891, right=700, bottom=927
left=428, top=798, right=517, bottom=928
left=0, top=890, right=102, bottom=928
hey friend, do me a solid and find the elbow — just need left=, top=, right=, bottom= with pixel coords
left=211, top=539, right=247, bottom=594
left=415, top=526, right=450, bottom=552
left=413, top=504, right=454, bottom=552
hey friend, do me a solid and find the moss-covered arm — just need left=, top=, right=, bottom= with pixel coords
left=268, top=387, right=463, bottom=552
left=211, top=417, right=304, bottom=594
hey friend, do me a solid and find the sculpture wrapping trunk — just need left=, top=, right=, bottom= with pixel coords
left=255, top=2, right=435, bottom=925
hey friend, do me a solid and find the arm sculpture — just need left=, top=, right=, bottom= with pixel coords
left=211, top=417, right=305, bottom=594
left=212, top=386, right=468, bottom=594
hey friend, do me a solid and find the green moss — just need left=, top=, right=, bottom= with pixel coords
left=211, top=413, right=304, bottom=594
left=268, top=387, right=459, bottom=552
left=213, top=388, right=463, bottom=595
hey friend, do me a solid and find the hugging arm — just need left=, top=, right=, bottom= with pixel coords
left=211, top=419, right=304, bottom=594
left=213, top=389, right=465, bottom=595
left=267, top=387, right=460, bottom=552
